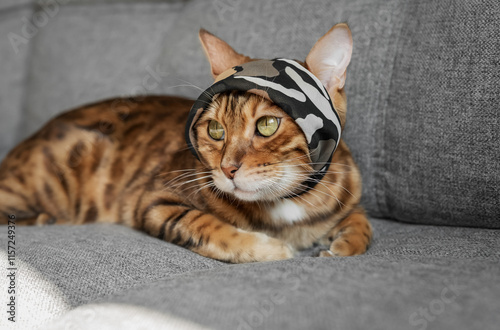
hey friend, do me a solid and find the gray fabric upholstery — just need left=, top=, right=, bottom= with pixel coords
left=375, top=0, right=500, bottom=228
left=0, top=5, right=33, bottom=161
left=0, top=0, right=33, bottom=11
left=0, top=0, right=499, bottom=329
left=15, top=224, right=223, bottom=306
left=0, top=223, right=223, bottom=329
left=57, top=258, right=500, bottom=330
left=20, top=1, right=186, bottom=140
left=1, top=219, right=499, bottom=329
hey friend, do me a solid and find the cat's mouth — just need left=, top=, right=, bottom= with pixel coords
left=221, top=179, right=265, bottom=201
left=214, top=169, right=300, bottom=202
left=214, top=170, right=292, bottom=201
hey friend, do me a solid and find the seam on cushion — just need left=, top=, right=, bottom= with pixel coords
left=374, top=0, right=409, bottom=219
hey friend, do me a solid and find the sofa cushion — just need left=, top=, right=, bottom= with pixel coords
left=0, top=223, right=223, bottom=329
left=46, top=257, right=500, bottom=330
left=2, top=219, right=499, bottom=329
left=370, top=0, right=500, bottom=228
left=18, top=0, right=186, bottom=140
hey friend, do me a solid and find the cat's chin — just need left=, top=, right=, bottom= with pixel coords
left=232, top=187, right=262, bottom=202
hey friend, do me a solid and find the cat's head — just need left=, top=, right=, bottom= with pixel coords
left=189, top=24, right=352, bottom=202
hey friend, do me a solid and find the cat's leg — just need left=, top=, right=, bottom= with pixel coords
left=138, top=195, right=293, bottom=263
left=0, top=141, right=75, bottom=225
left=318, top=207, right=372, bottom=257
left=0, top=179, right=39, bottom=225
left=0, top=184, right=61, bottom=226
left=0, top=148, right=60, bottom=225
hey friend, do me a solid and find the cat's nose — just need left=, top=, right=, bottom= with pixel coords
left=221, top=164, right=241, bottom=180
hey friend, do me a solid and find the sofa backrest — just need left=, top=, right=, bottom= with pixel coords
left=1, top=0, right=498, bottom=228
left=357, top=0, right=500, bottom=228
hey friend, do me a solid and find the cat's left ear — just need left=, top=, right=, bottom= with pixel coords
left=199, top=29, right=251, bottom=79
left=306, top=23, right=353, bottom=94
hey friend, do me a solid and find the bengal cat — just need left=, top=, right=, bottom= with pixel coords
left=0, top=24, right=372, bottom=263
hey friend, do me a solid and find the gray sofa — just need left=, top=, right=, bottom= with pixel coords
left=1, top=0, right=499, bottom=329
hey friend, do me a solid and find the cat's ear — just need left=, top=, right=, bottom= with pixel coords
left=305, top=23, right=353, bottom=93
left=199, top=29, right=251, bottom=79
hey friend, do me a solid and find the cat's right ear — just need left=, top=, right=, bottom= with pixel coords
left=305, top=23, right=353, bottom=93
left=305, top=23, right=353, bottom=129
left=199, top=29, right=251, bottom=79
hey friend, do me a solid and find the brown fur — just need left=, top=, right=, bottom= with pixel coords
left=0, top=25, right=372, bottom=263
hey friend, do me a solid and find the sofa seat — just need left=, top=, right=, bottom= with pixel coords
left=2, top=219, right=498, bottom=329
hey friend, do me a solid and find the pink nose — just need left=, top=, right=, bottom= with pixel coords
left=221, top=164, right=240, bottom=180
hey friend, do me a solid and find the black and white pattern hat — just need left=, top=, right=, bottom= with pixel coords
left=185, top=58, right=342, bottom=191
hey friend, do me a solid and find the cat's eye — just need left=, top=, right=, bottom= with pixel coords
left=256, top=116, right=279, bottom=137
left=208, top=120, right=225, bottom=140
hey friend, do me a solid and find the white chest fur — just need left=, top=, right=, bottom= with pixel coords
left=269, top=199, right=307, bottom=224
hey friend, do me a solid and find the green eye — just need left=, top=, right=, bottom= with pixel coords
left=257, top=116, right=279, bottom=137
left=208, top=120, right=225, bottom=140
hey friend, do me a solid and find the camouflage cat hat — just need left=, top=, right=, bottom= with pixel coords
left=185, top=58, right=342, bottom=192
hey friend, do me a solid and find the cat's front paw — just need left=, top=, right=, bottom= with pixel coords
left=246, top=232, right=294, bottom=262
left=318, top=249, right=336, bottom=257
left=318, top=229, right=371, bottom=257
left=317, top=209, right=372, bottom=257
left=319, top=234, right=369, bottom=257
left=197, top=227, right=294, bottom=263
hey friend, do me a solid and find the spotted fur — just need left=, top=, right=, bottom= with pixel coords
left=0, top=24, right=372, bottom=263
